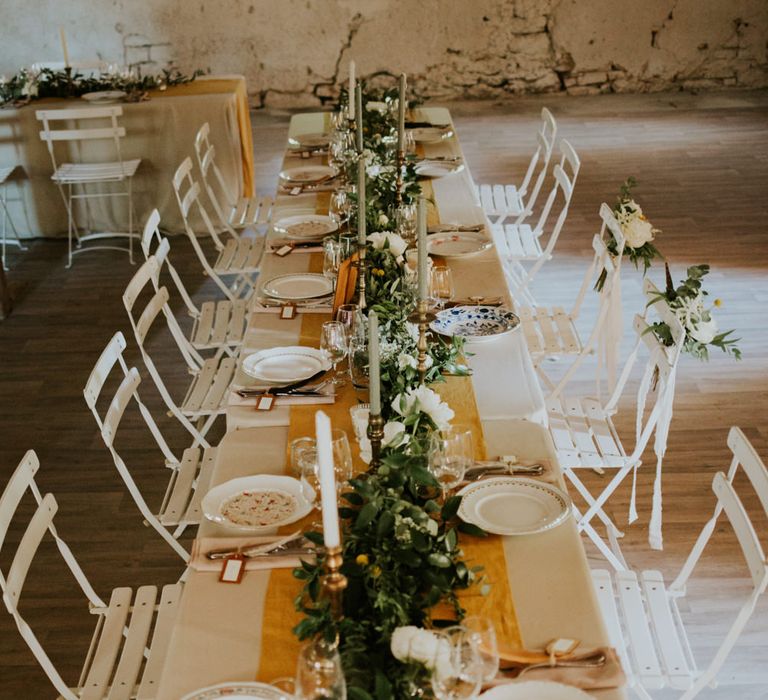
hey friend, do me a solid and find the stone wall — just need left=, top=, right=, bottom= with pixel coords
left=2, top=0, right=766, bottom=106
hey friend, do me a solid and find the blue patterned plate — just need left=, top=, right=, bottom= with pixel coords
left=430, top=305, right=520, bottom=342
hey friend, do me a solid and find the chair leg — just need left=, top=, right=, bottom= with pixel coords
left=66, top=186, right=74, bottom=269
left=128, top=179, right=135, bottom=264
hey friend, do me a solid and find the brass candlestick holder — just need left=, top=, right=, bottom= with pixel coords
left=321, top=545, right=348, bottom=621
left=367, top=411, right=385, bottom=471
left=408, top=299, right=436, bottom=384
left=395, top=149, right=406, bottom=207
left=356, top=241, right=367, bottom=310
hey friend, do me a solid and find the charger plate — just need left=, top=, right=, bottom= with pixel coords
left=409, top=126, right=454, bottom=143
left=182, top=682, right=291, bottom=699
left=415, top=161, right=465, bottom=178
left=261, top=273, right=334, bottom=300
left=241, top=346, right=330, bottom=383
left=273, top=214, right=338, bottom=240
left=457, top=477, right=571, bottom=536
left=427, top=231, right=492, bottom=257
left=288, top=132, right=329, bottom=148
left=480, top=681, right=594, bottom=699
left=278, top=165, right=336, bottom=184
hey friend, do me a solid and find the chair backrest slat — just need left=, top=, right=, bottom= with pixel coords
left=713, top=472, right=767, bottom=587
left=83, top=332, right=128, bottom=411
left=728, top=427, right=768, bottom=513
left=101, top=369, right=141, bottom=447
left=37, top=126, right=125, bottom=142
left=0, top=451, right=40, bottom=560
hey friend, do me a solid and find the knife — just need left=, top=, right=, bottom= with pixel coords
left=206, top=532, right=305, bottom=560
left=236, top=369, right=328, bottom=397
left=427, top=224, right=484, bottom=234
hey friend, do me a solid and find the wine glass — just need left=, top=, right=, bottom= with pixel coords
left=336, top=303, right=363, bottom=344
left=395, top=203, right=418, bottom=244
left=429, top=266, right=455, bottom=310
left=290, top=437, right=319, bottom=505
left=428, top=426, right=473, bottom=497
left=462, top=615, right=500, bottom=682
left=323, top=238, right=343, bottom=287
left=348, top=336, right=370, bottom=401
left=431, top=628, right=484, bottom=700
left=338, top=232, right=358, bottom=260
left=331, top=429, right=354, bottom=493
left=329, top=190, right=348, bottom=228
left=320, top=321, right=348, bottom=387
left=294, top=638, right=347, bottom=699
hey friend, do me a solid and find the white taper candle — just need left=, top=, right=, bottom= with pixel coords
left=59, top=27, right=70, bottom=68
left=348, top=60, right=356, bottom=120
left=315, top=410, right=340, bottom=549
left=368, top=310, right=381, bottom=415
left=418, top=196, right=427, bottom=301
left=357, top=156, right=366, bottom=245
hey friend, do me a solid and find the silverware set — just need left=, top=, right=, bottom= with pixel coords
left=501, top=650, right=607, bottom=676
left=427, top=224, right=484, bottom=234
left=463, top=462, right=545, bottom=482
left=206, top=534, right=319, bottom=560
left=236, top=379, right=330, bottom=399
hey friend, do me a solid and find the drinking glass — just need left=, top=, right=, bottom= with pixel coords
left=336, top=303, right=363, bottom=344
left=290, top=437, right=319, bottom=504
left=348, top=336, right=369, bottom=401
left=428, top=426, right=473, bottom=496
left=338, top=232, right=358, bottom=260
left=320, top=321, right=348, bottom=387
left=329, top=190, right=348, bottom=228
left=291, top=429, right=352, bottom=498
left=462, top=615, right=500, bottom=682
left=294, top=638, right=347, bottom=699
left=430, top=628, right=484, bottom=700
left=323, top=238, right=343, bottom=287
left=395, top=203, right=418, bottom=244
left=331, top=429, right=354, bottom=492
left=405, top=130, right=417, bottom=155
left=429, top=266, right=455, bottom=310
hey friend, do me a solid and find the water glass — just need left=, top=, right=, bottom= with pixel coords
left=294, top=638, right=347, bottom=699
left=428, top=426, right=474, bottom=494
left=323, top=238, right=343, bottom=286
left=430, top=628, right=484, bottom=700
left=348, top=336, right=370, bottom=400
left=338, top=232, right=358, bottom=260
left=290, top=437, right=319, bottom=503
left=462, top=615, right=500, bottom=682
left=429, top=266, right=455, bottom=310
left=329, top=190, right=349, bottom=227
left=291, top=431, right=353, bottom=498
left=320, top=321, right=348, bottom=387
left=336, top=303, right=363, bottom=344
left=395, top=203, right=418, bottom=244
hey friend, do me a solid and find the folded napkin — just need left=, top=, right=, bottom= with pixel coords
left=228, top=385, right=336, bottom=408
left=190, top=536, right=315, bottom=573
left=489, top=647, right=625, bottom=691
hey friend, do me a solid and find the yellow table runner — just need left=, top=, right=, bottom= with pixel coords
left=255, top=253, right=521, bottom=681
left=149, top=78, right=255, bottom=197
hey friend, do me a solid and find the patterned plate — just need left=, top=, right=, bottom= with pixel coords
left=288, top=131, right=330, bottom=148
left=430, top=305, right=520, bottom=342
left=181, top=681, right=292, bottom=699
left=409, top=126, right=454, bottom=143
left=457, top=477, right=571, bottom=536
left=426, top=231, right=492, bottom=257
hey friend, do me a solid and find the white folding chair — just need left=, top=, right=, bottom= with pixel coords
left=491, top=139, right=581, bottom=306
left=85, top=331, right=217, bottom=544
left=0, top=165, right=27, bottom=270
left=141, top=209, right=246, bottom=359
left=476, top=107, right=557, bottom=226
left=593, top=427, right=768, bottom=699
left=518, top=203, right=626, bottom=401
left=123, top=258, right=236, bottom=444
left=172, top=157, right=263, bottom=300
left=193, top=121, right=272, bottom=232
left=0, top=450, right=183, bottom=700
left=548, top=283, right=685, bottom=570
left=36, top=106, right=141, bottom=267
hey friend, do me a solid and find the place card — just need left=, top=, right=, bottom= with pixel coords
left=255, top=394, right=275, bottom=411
left=279, top=303, right=297, bottom=320
left=289, top=186, right=302, bottom=196
left=274, top=244, right=293, bottom=257
left=219, top=555, right=246, bottom=584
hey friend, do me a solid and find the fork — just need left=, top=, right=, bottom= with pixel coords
left=513, top=651, right=607, bottom=677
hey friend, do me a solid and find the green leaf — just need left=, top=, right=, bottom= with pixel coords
left=410, top=464, right=439, bottom=487
left=374, top=670, right=392, bottom=699
left=441, top=495, right=461, bottom=520
left=355, top=502, right=379, bottom=531
left=377, top=509, right=395, bottom=537
left=458, top=522, right=488, bottom=537
left=348, top=688, right=375, bottom=700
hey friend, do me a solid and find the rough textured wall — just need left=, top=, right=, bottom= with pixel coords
left=2, top=0, right=766, bottom=106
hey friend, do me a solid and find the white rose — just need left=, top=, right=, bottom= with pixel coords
left=378, top=213, right=389, bottom=227
left=391, top=626, right=419, bottom=662
left=367, top=231, right=408, bottom=258
left=690, top=317, right=718, bottom=344
left=383, top=420, right=410, bottom=448
left=621, top=217, right=654, bottom=249
left=413, top=385, right=454, bottom=429
left=398, top=354, right=418, bottom=371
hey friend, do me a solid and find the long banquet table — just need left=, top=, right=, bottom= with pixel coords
left=0, top=75, right=253, bottom=237
left=155, top=108, right=626, bottom=699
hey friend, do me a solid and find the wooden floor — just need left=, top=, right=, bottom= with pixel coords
left=1, top=90, right=767, bottom=699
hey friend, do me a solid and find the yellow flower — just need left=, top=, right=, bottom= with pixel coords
left=714, top=298, right=722, bottom=307
left=355, top=554, right=369, bottom=566
left=371, top=565, right=382, bottom=578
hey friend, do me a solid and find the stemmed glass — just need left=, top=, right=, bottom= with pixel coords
left=329, top=190, right=349, bottom=229
left=462, top=616, right=500, bottom=683
left=320, top=321, right=348, bottom=387
left=294, top=638, right=347, bottom=699
left=429, top=266, right=455, bottom=310
left=336, top=303, right=363, bottom=344
left=430, top=627, right=485, bottom=700
left=291, top=430, right=353, bottom=502
left=348, top=336, right=370, bottom=401
left=428, top=426, right=474, bottom=498
left=395, top=203, right=418, bottom=245
left=323, top=238, right=343, bottom=288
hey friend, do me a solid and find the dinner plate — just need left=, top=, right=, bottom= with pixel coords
left=261, top=273, right=334, bottom=300
left=288, top=131, right=330, bottom=149
left=241, top=346, right=331, bottom=383
left=278, top=165, right=336, bottom=185
left=457, top=477, right=571, bottom=536
left=81, top=90, right=126, bottom=104
left=202, top=475, right=315, bottom=532
left=182, top=681, right=292, bottom=699
left=430, top=306, right=520, bottom=342
left=409, top=126, right=454, bottom=143
left=273, top=214, right=338, bottom=240
left=480, top=680, right=594, bottom=699
left=415, top=161, right=465, bottom=179
left=427, top=231, right=492, bottom=257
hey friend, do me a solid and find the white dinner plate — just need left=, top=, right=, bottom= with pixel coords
left=241, top=346, right=331, bottom=383
left=430, top=305, right=520, bottom=342
left=457, top=477, right=571, bottom=536
left=278, top=165, right=336, bottom=185
left=409, top=126, right=454, bottom=143
left=81, top=90, right=126, bottom=104
left=427, top=231, right=492, bottom=257
left=202, top=475, right=315, bottom=532
left=480, top=681, right=595, bottom=699
left=182, top=681, right=293, bottom=699
left=415, top=161, right=465, bottom=179
left=261, top=273, right=334, bottom=300
left=273, top=214, right=338, bottom=240
left=288, top=131, right=330, bottom=149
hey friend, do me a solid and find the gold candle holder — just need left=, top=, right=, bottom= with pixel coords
left=408, top=299, right=436, bottom=383
left=367, top=411, right=385, bottom=471
left=356, top=242, right=367, bottom=310
left=321, top=545, right=348, bottom=621
left=395, top=149, right=405, bottom=207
